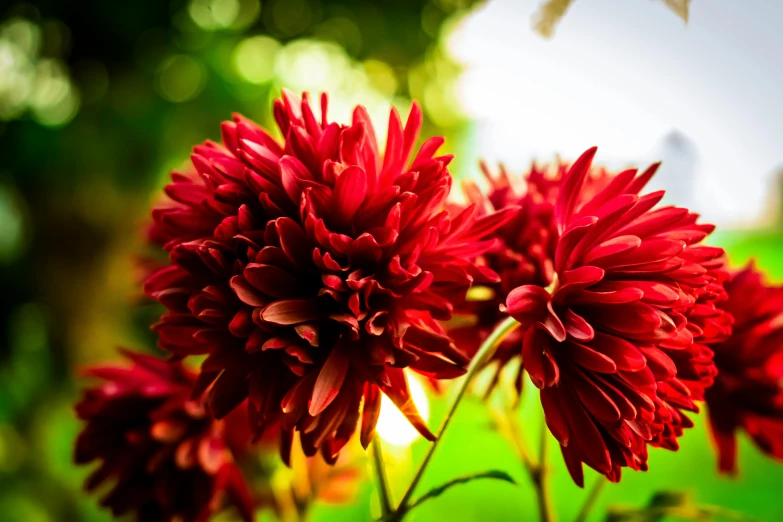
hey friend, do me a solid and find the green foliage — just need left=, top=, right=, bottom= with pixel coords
left=605, top=490, right=756, bottom=522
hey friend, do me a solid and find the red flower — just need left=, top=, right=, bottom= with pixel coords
left=74, top=351, right=254, bottom=522
left=651, top=254, right=730, bottom=451
left=503, top=147, right=725, bottom=485
left=706, top=265, right=783, bottom=473
left=145, top=90, right=516, bottom=462
left=450, top=159, right=614, bottom=396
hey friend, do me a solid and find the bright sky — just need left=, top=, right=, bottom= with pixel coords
left=449, top=0, right=783, bottom=227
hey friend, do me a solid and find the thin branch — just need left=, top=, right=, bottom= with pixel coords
left=574, top=476, right=605, bottom=522
left=532, top=417, right=557, bottom=522
left=390, top=316, right=521, bottom=521
left=505, top=405, right=537, bottom=477
left=372, top=439, right=394, bottom=518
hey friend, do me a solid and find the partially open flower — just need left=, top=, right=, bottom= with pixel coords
left=503, top=147, right=726, bottom=485
left=74, top=351, right=254, bottom=522
left=706, top=265, right=783, bottom=473
left=145, top=90, right=517, bottom=462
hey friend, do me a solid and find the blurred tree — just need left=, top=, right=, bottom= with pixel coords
left=0, top=1, right=487, bottom=520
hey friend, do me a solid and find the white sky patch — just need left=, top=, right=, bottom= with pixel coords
left=448, top=0, right=783, bottom=227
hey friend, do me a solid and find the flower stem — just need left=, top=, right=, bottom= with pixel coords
left=574, top=476, right=605, bottom=522
left=505, top=405, right=537, bottom=477
left=372, top=439, right=394, bottom=518
left=532, top=417, right=557, bottom=522
left=390, top=316, right=520, bottom=521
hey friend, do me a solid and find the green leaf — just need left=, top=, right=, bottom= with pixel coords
left=605, top=490, right=756, bottom=522
left=647, top=490, right=693, bottom=509
left=406, top=470, right=517, bottom=513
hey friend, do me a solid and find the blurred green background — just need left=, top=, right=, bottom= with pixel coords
left=1, top=0, right=782, bottom=520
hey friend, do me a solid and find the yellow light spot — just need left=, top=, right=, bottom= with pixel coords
left=30, top=59, right=79, bottom=126
left=188, top=0, right=242, bottom=30
left=376, top=372, right=430, bottom=447
left=276, top=40, right=349, bottom=93
left=364, top=59, right=397, bottom=98
left=156, top=54, right=206, bottom=103
left=466, top=285, right=495, bottom=302
left=232, top=35, right=280, bottom=84
left=1, top=18, right=41, bottom=56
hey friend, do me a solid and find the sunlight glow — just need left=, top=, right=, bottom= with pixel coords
left=375, top=373, right=430, bottom=448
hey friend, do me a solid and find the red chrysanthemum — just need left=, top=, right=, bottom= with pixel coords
left=706, top=265, right=783, bottom=473
left=144, top=90, right=516, bottom=462
left=449, top=160, right=615, bottom=395
left=650, top=251, right=730, bottom=451
left=503, top=147, right=726, bottom=485
left=74, top=351, right=254, bottom=522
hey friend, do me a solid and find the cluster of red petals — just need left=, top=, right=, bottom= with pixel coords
left=450, top=160, right=613, bottom=395
left=503, top=147, right=728, bottom=485
left=144, top=90, right=515, bottom=462
left=706, top=265, right=783, bottom=473
left=74, top=351, right=254, bottom=522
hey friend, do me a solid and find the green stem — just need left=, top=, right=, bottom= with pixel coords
left=505, top=406, right=537, bottom=477
left=573, top=476, right=605, bottom=522
left=372, top=439, right=394, bottom=518
left=533, top=417, right=557, bottom=522
left=391, top=316, right=521, bottom=521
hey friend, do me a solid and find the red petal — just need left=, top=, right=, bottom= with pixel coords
left=571, top=369, right=622, bottom=422
left=523, top=327, right=559, bottom=388
left=563, top=309, right=594, bottom=341
left=590, top=332, right=646, bottom=371
left=569, top=341, right=617, bottom=373
left=333, top=166, right=367, bottom=223
left=361, top=383, right=382, bottom=448
left=244, top=263, right=306, bottom=298
left=309, top=348, right=350, bottom=416
left=261, top=299, right=325, bottom=325
left=555, top=147, right=597, bottom=233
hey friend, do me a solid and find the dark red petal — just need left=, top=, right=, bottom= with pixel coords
left=309, top=348, right=350, bottom=416
left=523, top=327, right=559, bottom=389
left=244, top=263, right=307, bottom=298
left=230, top=275, right=267, bottom=307
left=360, top=383, right=382, bottom=448
left=541, top=387, right=570, bottom=445
left=563, top=309, right=594, bottom=341
left=590, top=332, right=647, bottom=371
left=260, top=299, right=325, bottom=325
left=569, top=341, right=617, bottom=373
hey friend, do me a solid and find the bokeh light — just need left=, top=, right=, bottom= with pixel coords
left=276, top=39, right=349, bottom=93
left=156, top=54, right=207, bottom=103
left=0, top=15, right=79, bottom=126
left=232, top=35, right=280, bottom=84
left=363, top=59, right=398, bottom=98
left=265, top=0, right=313, bottom=37
left=29, top=59, right=79, bottom=126
left=188, top=0, right=261, bottom=31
